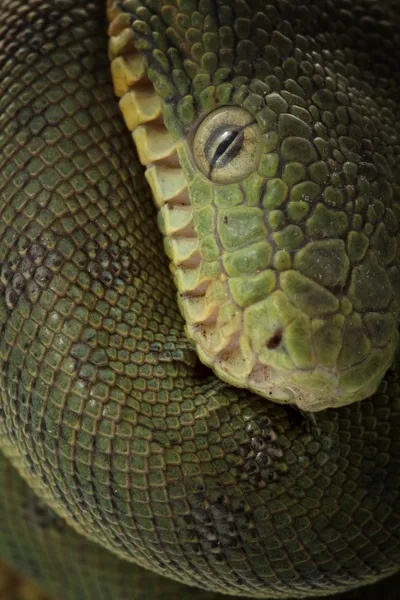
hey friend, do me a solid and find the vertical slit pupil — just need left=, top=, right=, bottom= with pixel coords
left=214, top=130, right=239, bottom=160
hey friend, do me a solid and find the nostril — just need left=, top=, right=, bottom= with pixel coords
left=267, top=329, right=283, bottom=350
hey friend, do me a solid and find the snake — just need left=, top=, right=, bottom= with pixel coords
left=0, top=0, right=400, bottom=599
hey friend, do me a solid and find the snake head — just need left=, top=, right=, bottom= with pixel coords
left=110, top=0, right=400, bottom=411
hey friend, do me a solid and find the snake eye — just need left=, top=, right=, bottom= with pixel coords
left=192, top=107, right=263, bottom=184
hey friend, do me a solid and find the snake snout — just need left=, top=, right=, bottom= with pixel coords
left=182, top=282, right=398, bottom=412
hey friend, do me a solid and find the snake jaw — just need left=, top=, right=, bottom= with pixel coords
left=187, top=315, right=388, bottom=412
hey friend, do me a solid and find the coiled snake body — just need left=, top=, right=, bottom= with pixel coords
left=0, top=1, right=400, bottom=599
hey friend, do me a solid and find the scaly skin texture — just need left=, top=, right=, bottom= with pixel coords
left=0, top=1, right=400, bottom=599
left=109, top=0, right=400, bottom=411
left=0, top=448, right=221, bottom=600
left=1, top=446, right=399, bottom=600
left=0, top=454, right=399, bottom=600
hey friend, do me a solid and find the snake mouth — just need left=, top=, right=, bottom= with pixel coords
left=108, top=12, right=201, bottom=271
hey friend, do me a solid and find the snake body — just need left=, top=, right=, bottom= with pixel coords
left=0, top=1, right=400, bottom=599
